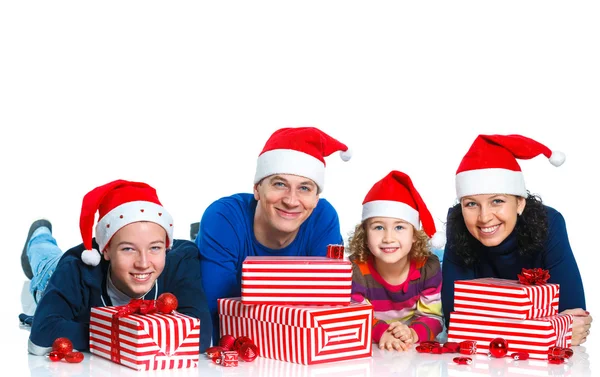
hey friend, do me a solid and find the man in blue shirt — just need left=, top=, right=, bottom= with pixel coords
left=196, top=127, right=351, bottom=343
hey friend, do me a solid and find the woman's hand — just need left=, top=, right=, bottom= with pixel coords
left=562, top=308, right=592, bottom=345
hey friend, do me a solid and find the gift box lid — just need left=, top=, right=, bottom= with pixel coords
left=243, top=256, right=351, bottom=266
left=454, top=277, right=559, bottom=318
left=219, top=297, right=372, bottom=328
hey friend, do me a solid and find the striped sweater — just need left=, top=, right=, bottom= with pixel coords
left=351, top=254, right=443, bottom=343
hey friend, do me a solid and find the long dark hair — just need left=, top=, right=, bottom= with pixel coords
left=445, top=193, right=548, bottom=266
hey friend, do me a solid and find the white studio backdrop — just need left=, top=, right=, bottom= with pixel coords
left=1, top=0, right=598, bottom=359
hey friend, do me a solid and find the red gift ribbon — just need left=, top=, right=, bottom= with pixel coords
left=327, top=244, right=344, bottom=259
left=110, top=299, right=158, bottom=363
left=517, top=268, right=550, bottom=285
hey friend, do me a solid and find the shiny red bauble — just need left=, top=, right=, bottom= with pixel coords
left=233, top=336, right=253, bottom=352
left=48, top=351, right=63, bottom=362
left=219, top=334, right=236, bottom=350
left=453, top=356, right=472, bottom=365
left=488, top=337, right=508, bottom=358
left=52, top=338, right=73, bottom=355
left=156, top=292, right=178, bottom=314
left=239, top=342, right=259, bottom=362
left=64, top=351, right=84, bottom=363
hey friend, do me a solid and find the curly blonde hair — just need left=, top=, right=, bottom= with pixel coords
left=347, top=221, right=432, bottom=263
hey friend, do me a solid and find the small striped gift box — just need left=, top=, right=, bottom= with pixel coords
left=219, top=297, right=373, bottom=365
left=454, top=278, right=559, bottom=320
left=241, top=256, right=352, bottom=306
left=447, top=312, right=572, bottom=360
left=90, top=307, right=200, bottom=371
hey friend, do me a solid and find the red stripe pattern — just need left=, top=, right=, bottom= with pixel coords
left=89, top=307, right=200, bottom=371
left=219, top=297, right=373, bottom=365
left=241, top=257, right=352, bottom=305
left=454, top=278, right=559, bottom=319
left=447, top=312, right=573, bottom=360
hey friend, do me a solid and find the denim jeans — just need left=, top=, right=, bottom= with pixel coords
left=28, top=227, right=63, bottom=304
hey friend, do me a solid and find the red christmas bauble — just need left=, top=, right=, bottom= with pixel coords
left=511, top=352, right=529, bottom=360
left=563, top=348, right=574, bottom=359
left=219, top=335, right=236, bottom=351
left=206, top=346, right=225, bottom=359
left=239, top=342, right=258, bottom=362
left=156, top=293, right=178, bottom=314
left=443, top=342, right=460, bottom=353
left=488, top=337, right=508, bottom=358
left=48, top=351, right=63, bottom=362
left=64, top=351, right=84, bottom=363
left=52, top=338, right=73, bottom=355
left=233, top=336, right=253, bottom=352
left=453, top=357, right=472, bottom=365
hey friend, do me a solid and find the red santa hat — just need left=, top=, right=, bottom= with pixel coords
left=362, top=170, right=445, bottom=248
left=79, top=180, right=174, bottom=266
left=254, top=127, right=351, bottom=193
left=455, top=134, right=565, bottom=199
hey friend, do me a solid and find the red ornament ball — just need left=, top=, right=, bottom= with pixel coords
left=453, top=356, right=472, bottom=365
left=64, top=351, right=84, bottom=363
left=239, top=342, right=259, bottom=362
left=48, top=351, right=63, bottom=362
left=156, top=292, right=178, bottom=314
left=234, top=336, right=253, bottom=352
left=563, top=348, right=574, bottom=359
left=489, top=337, right=508, bottom=358
left=511, top=352, right=529, bottom=360
left=219, top=335, right=236, bottom=351
left=206, top=346, right=225, bottom=359
left=52, top=338, right=73, bottom=355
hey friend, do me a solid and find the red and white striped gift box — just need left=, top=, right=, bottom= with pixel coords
left=241, top=256, right=352, bottom=306
left=454, top=278, right=559, bottom=319
left=89, top=307, right=201, bottom=371
left=447, top=312, right=573, bottom=360
left=219, top=297, right=373, bottom=365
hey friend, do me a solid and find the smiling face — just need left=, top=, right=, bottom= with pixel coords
left=460, top=194, right=526, bottom=247
left=365, top=217, right=416, bottom=266
left=253, top=174, right=319, bottom=248
left=103, top=221, right=167, bottom=298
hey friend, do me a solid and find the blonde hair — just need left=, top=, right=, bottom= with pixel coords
left=347, top=220, right=432, bottom=263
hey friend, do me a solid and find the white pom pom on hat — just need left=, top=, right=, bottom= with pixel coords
left=81, top=248, right=101, bottom=266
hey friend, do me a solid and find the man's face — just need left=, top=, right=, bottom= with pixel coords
left=254, top=174, right=319, bottom=237
left=103, top=221, right=167, bottom=298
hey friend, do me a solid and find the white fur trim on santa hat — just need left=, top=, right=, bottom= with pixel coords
left=549, top=151, right=566, bottom=167
left=361, top=200, right=420, bottom=230
left=95, top=201, right=174, bottom=253
left=82, top=248, right=101, bottom=266
left=456, top=168, right=527, bottom=199
left=254, top=149, right=326, bottom=193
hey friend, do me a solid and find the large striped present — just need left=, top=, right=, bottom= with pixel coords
left=241, top=256, right=352, bottom=306
left=454, top=278, right=559, bottom=319
left=219, top=297, right=373, bottom=365
left=447, top=312, right=572, bottom=360
left=90, top=306, right=201, bottom=371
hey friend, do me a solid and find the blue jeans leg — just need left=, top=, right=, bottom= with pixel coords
left=28, top=227, right=63, bottom=304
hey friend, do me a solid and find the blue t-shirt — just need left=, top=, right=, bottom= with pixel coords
left=196, top=193, right=343, bottom=342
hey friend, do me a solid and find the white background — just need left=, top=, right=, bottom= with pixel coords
left=1, top=0, right=598, bottom=370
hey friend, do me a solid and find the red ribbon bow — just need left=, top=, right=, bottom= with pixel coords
left=517, top=268, right=550, bottom=285
left=111, top=299, right=158, bottom=363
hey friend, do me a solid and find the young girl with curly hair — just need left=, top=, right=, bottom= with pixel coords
left=348, top=171, right=445, bottom=352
